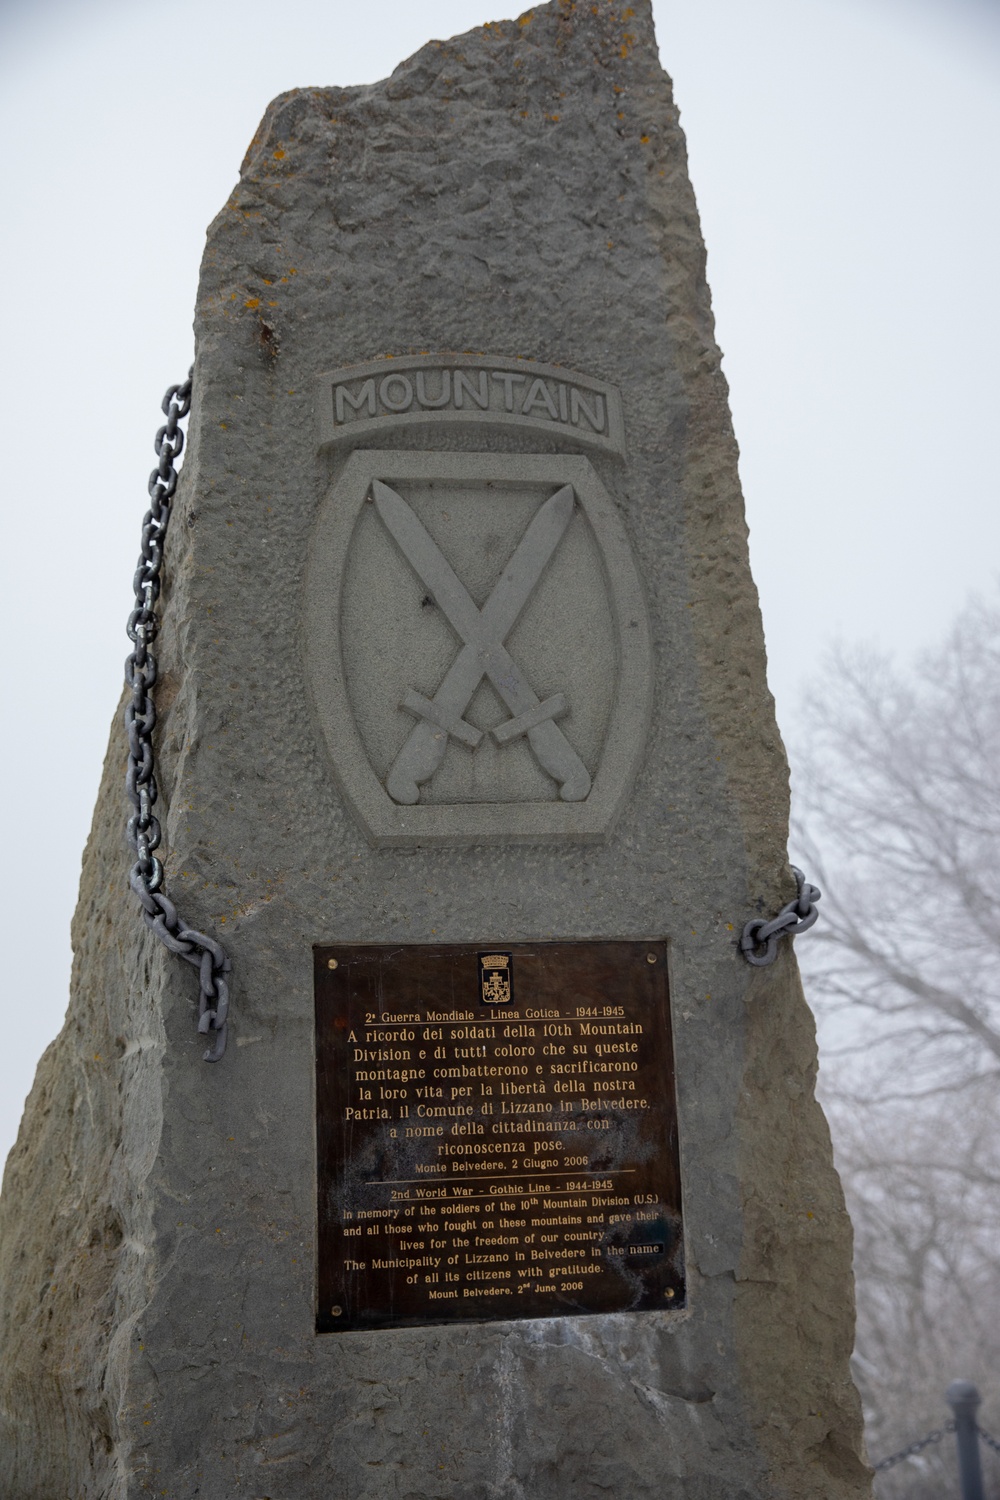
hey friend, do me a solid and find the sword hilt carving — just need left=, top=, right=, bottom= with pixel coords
left=527, top=719, right=591, bottom=802
left=385, top=719, right=447, bottom=805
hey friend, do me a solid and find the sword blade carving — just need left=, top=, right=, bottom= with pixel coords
left=373, top=481, right=483, bottom=644
left=479, top=485, right=574, bottom=639
left=372, top=481, right=590, bottom=804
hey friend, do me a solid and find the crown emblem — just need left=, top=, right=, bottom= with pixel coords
left=478, top=951, right=513, bottom=1005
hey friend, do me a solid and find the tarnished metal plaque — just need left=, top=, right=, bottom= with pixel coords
left=315, top=940, right=684, bottom=1331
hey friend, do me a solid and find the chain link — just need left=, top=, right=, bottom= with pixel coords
left=977, top=1423, right=1000, bottom=1455
left=871, top=1419, right=955, bottom=1472
left=740, top=865, right=821, bottom=967
left=125, top=369, right=231, bottom=1061
left=871, top=1417, right=1000, bottom=1473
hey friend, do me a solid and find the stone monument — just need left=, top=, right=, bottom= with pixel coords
left=0, top=3, right=871, bottom=1496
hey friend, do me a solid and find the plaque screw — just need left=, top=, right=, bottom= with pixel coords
left=331, top=1305, right=343, bottom=1317
left=664, top=1288, right=675, bottom=1300
left=646, top=953, right=657, bottom=964
left=327, top=958, right=339, bottom=970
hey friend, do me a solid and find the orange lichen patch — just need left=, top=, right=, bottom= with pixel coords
left=546, top=113, right=560, bottom=122
left=617, top=111, right=624, bottom=119
left=640, top=134, right=650, bottom=144
left=520, top=110, right=529, bottom=118
left=517, top=10, right=533, bottom=22
left=245, top=298, right=260, bottom=309
left=273, top=148, right=286, bottom=160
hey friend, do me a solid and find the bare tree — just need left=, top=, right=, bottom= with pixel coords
left=788, top=592, right=1000, bottom=1495
left=831, top=1090, right=1000, bottom=1498
left=792, top=591, right=1000, bottom=1102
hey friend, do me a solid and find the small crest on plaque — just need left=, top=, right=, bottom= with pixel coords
left=478, top=952, right=513, bottom=1005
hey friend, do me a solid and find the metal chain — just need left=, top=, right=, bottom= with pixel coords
left=977, top=1423, right=1000, bottom=1455
left=871, top=1419, right=956, bottom=1472
left=740, top=865, right=821, bottom=967
left=125, top=369, right=231, bottom=1062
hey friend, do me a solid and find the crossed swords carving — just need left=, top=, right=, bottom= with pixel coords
left=372, top=480, right=591, bottom=806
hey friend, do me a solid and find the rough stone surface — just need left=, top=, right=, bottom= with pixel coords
left=0, top=4, right=870, bottom=1496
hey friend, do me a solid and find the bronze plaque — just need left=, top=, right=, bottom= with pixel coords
left=315, top=940, right=684, bottom=1331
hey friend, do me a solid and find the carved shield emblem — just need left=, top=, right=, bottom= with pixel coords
left=305, top=449, right=651, bottom=846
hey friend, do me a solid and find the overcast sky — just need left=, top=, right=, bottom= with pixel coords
left=1, top=0, right=998, bottom=1170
